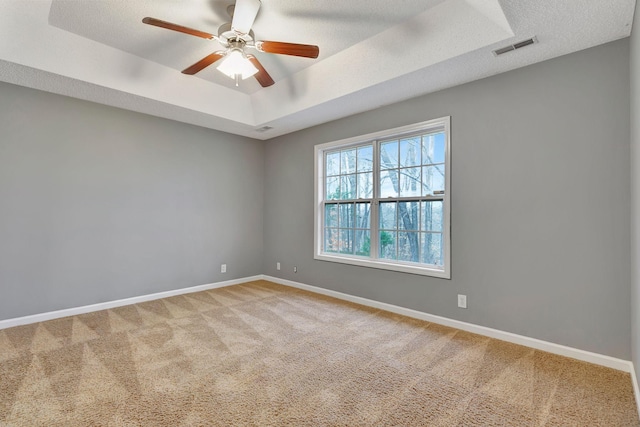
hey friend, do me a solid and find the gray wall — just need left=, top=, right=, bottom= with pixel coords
left=0, top=38, right=633, bottom=362
left=264, top=39, right=631, bottom=359
left=0, top=82, right=264, bottom=320
left=631, top=0, right=640, bottom=372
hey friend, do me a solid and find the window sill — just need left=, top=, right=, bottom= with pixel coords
left=314, top=253, right=450, bottom=279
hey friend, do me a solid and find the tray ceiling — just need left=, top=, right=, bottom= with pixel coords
left=0, top=0, right=635, bottom=139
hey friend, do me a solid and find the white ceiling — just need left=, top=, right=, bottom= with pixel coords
left=0, top=0, right=635, bottom=140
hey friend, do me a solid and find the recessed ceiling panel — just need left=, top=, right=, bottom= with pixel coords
left=48, top=0, right=446, bottom=94
left=0, top=0, right=634, bottom=139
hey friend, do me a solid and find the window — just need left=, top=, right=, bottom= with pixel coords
left=314, top=117, right=450, bottom=278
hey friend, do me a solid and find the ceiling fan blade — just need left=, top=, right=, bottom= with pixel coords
left=231, top=0, right=261, bottom=34
left=247, top=55, right=274, bottom=87
left=142, top=17, right=214, bottom=39
left=256, top=41, right=319, bottom=58
left=182, top=52, right=225, bottom=75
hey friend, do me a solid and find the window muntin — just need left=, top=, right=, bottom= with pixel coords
left=315, top=118, right=450, bottom=278
left=377, top=200, right=443, bottom=265
left=325, top=145, right=373, bottom=201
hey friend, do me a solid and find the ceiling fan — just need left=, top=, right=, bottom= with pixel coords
left=142, top=0, right=319, bottom=87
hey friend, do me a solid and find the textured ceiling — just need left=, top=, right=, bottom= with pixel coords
left=0, top=0, right=635, bottom=140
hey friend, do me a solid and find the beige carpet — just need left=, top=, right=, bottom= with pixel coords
left=0, top=280, right=637, bottom=426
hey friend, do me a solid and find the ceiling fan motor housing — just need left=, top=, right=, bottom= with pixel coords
left=217, top=22, right=255, bottom=48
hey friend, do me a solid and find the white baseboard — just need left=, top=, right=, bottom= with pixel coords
left=0, top=275, right=262, bottom=330
left=262, top=275, right=633, bottom=373
left=1, top=273, right=633, bottom=375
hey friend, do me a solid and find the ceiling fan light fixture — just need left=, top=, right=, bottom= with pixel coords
left=217, top=48, right=258, bottom=80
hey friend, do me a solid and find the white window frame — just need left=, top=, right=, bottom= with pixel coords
left=314, top=117, right=451, bottom=279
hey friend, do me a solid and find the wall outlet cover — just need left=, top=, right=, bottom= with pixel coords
left=457, top=294, right=467, bottom=309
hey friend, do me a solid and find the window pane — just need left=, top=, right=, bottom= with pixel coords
left=380, top=140, right=398, bottom=170
left=339, top=229, right=354, bottom=254
left=398, top=232, right=420, bottom=262
left=325, top=203, right=338, bottom=228
left=420, top=232, right=443, bottom=265
left=326, top=151, right=340, bottom=175
left=357, top=145, right=373, bottom=172
left=421, top=201, right=443, bottom=232
left=355, top=230, right=371, bottom=256
left=356, top=202, right=371, bottom=229
left=341, top=149, right=357, bottom=174
left=379, top=202, right=397, bottom=230
left=380, top=170, right=399, bottom=198
left=357, top=172, right=373, bottom=199
left=400, top=137, right=421, bottom=167
left=338, top=203, right=354, bottom=228
left=422, top=164, right=445, bottom=195
left=340, top=174, right=357, bottom=199
left=422, top=133, right=445, bottom=165
left=379, top=231, right=397, bottom=260
left=399, top=167, right=421, bottom=197
left=398, top=201, right=419, bottom=231
left=324, top=228, right=338, bottom=252
left=326, top=176, right=340, bottom=200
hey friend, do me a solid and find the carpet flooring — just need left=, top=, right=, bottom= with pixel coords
left=0, top=280, right=638, bottom=426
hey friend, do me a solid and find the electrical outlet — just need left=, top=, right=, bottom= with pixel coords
left=221, top=264, right=227, bottom=273
left=277, top=262, right=281, bottom=271
left=457, top=294, right=467, bottom=309
left=293, top=266, right=297, bottom=273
